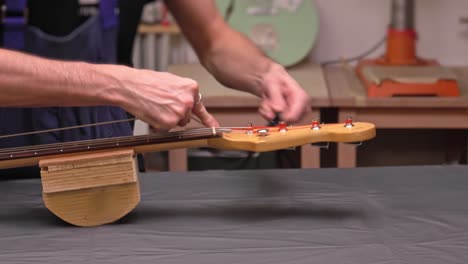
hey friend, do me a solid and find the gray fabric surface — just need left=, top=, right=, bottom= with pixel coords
left=1, top=165, right=468, bottom=263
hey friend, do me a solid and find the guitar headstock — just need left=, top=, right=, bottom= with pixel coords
left=208, top=118, right=376, bottom=152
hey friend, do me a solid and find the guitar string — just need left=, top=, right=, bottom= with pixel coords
left=0, top=128, right=226, bottom=156
left=0, top=122, right=324, bottom=155
left=0, top=112, right=315, bottom=143
left=0, top=115, right=220, bottom=139
left=0, top=129, right=219, bottom=154
left=0, top=115, right=327, bottom=157
left=0, top=134, right=216, bottom=160
left=0, top=123, right=350, bottom=161
left=0, top=118, right=138, bottom=139
left=0, top=116, right=266, bottom=155
left=0, top=126, right=208, bottom=148
left=0, top=114, right=217, bottom=154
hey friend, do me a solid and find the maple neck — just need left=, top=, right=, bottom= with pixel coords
left=0, top=127, right=227, bottom=162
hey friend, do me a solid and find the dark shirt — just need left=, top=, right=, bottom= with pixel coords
left=27, top=0, right=148, bottom=66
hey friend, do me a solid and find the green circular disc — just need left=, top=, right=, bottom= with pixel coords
left=219, top=0, right=319, bottom=67
left=215, top=0, right=233, bottom=17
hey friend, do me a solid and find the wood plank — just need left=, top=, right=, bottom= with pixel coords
left=39, top=149, right=135, bottom=168
left=40, top=150, right=137, bottom=194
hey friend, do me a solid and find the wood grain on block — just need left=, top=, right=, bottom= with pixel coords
left=43, top=183, right=140, bottom=227
left=40, top=150, right=137, bottom=194
left=39, top=149, right=140, bottom=227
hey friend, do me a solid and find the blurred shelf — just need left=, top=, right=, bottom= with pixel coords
left=138, top=24, right=180, bottom=34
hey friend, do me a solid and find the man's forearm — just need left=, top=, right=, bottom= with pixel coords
left=0, top=48, right=219, bottom=128
left=165, top=0, right=310, bottom=123
left=0, top=48, right=120, bottom=107
left=199, top=27, right=273, bottom=97
left=164, top=0, right=275, bottom=97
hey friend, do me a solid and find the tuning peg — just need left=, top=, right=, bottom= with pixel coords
left=246, top=123, right=254, bottom=135
left=278, top=121, right=288, bottom=132
left=344, top=116, right=354, bottom=128
left=344, top=141, right=363, bottom=146
left=268, top=112, right=282, bottom=126
left=311, top=119, right=321, bottom=130
left=257, top=128, right=269, bottom=136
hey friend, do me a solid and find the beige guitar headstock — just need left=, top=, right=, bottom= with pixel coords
left=208, top=118, right=376, bottom=152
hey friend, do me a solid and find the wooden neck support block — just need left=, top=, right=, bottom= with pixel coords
left=39, top=149, right=140, bottom=227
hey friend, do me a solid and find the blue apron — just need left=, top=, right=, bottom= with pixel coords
left=2, top=0, right=27, bottom=50
left=0, top=0, right=133, bottom=177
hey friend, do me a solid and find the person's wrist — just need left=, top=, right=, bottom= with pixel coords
left=256, top=61, right=284, bottom=94
left=88, top=63, right=132, bottom=109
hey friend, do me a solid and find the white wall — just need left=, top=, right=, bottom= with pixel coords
left=134, top=0, right=468, bottom=69
left=310, top=0, right=468, bottom=66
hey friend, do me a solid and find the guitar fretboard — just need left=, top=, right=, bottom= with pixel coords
left=0, top=128, right=228, bottom=161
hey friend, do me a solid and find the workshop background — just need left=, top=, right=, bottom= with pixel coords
left=131, top=0, right=468, bottom=171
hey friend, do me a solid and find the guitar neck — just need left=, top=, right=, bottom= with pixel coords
left=0, top=121, right=377, bottom=170
left=0, top=128, right=225, bottom=170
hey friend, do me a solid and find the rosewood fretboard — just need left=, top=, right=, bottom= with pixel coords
left=0, top=127, right=228, bottom=161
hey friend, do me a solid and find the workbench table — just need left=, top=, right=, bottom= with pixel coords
left=1, top=165, right=468, bottom=263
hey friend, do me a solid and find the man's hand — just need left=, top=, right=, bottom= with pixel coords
left=99, top=66, right=219, bottom=130
left=165, top=0, right=310, bottom=125
left=257, top=63, right=311, bottom=123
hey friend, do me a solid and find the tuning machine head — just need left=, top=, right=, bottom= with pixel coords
left=345, top=141, right=363, bottom=146
left=311, top=119, right=321, bottom=130
left=278, top=121, right=288, bottom=133
left=311, top=142, right=329, bottom=149
left=344, top=116, right=354, bottom=128
left=246, top=123, right=254, bottom=135
left=257, top=128, right=269, bottom=136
